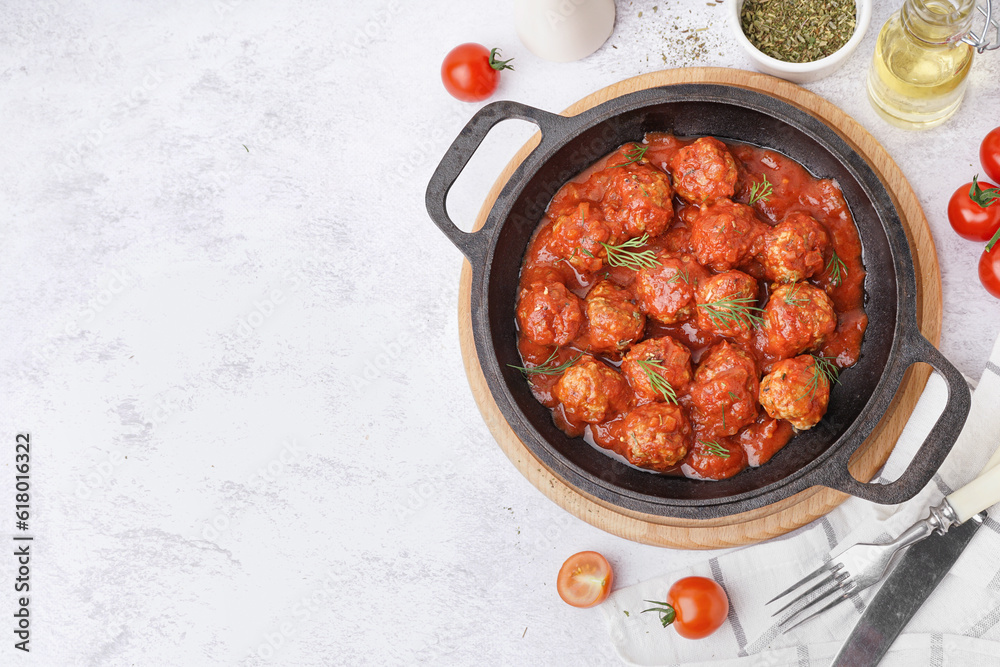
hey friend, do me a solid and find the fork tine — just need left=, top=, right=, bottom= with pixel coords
left=765, top=561, right=837, bottom=605
left=779, top=585, right=856, bottom=634
left=770, top=568, right=844, bottom=617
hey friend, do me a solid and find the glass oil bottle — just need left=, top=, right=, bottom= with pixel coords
left=867, top=0, right=976, bottom=130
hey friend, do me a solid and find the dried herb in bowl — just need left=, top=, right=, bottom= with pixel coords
left=740, top=0, right=857, bottom=63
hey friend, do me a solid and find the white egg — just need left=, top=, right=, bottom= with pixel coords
left=513, top=0, right=616, bottom=63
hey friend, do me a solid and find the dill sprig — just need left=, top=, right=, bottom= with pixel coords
left=699, top=440, right=731, bottom=459
left=611, top=143, right=648, bottom=168
left=801, top=354, right=840, bottom=399
left=666, top=270, right=690, bottom=285
left=748, top=175, right=773, bottom=205
left=636, top=359, right=678, bottom=404
left=698, top=296, right=764, bottom=330
left=508, top=350, right=581, bottom=376
left=826, top=250, right=848, bottom=287
left=601, top=234, right=661, bottom=270
left=811, top=354, right=840, bottom=384
left=783, top=283, right=808, bottom=306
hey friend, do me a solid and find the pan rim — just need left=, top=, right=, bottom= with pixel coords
left=469, top=84, right=912, bottom=517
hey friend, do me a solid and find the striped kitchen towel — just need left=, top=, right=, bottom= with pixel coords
left=604, top=332, right=1000, bottom=666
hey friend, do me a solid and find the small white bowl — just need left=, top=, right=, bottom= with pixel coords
left=729, top=0, right=872, bottom=84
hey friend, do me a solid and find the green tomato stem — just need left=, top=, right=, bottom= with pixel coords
left=641, top=600, right=677, bottom=627
left=987, top=226, right=1000, bottom=253
left=489, top=48, right=515, bottom=71
left=969, top=175, right=1000, bottom=209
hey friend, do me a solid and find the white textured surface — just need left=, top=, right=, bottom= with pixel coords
left=0, top=1, right=998, bottom=665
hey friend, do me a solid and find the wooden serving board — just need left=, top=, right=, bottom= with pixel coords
left=458, top=67, right=941, bottom=549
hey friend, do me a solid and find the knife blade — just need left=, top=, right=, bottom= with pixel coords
left=831, top=511, right=987, bottom=667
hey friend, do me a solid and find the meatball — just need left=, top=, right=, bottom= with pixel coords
left=689, top=341, right=759, bottom=438
left=763, top=283, right=837, bottom=359
left=759, top=355, right=831, bottom=430
left=661, top=224, right=694, bottom=255
left=516, top=281, right=585, bottom=346
left=549, top=202, right=620, bottom=273
left=690, top=199, right=764, bottom=272
left=581, top=279, right=646, bottom=354
left=759, top=212, right=830, bottom=284
left=634, top=253, right=710, bottom=324
left=680, top=438, right=749, bottom=480
left=696, top=340, right=758, bottom=382
left=621, top=336, right=694, bottom=402
left=668, top=137, right=739, bottom=205
left=554, top=355, right=632, bottom=424
left=695, top=270, right=760, bottom=338
left=619, top=403, right=693, bottom=470
left=603, top=161, right=675, bottom=238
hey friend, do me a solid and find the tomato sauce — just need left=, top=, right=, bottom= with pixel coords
left=514, top=134, right=867, bottom=480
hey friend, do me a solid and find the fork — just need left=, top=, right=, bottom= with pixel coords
left=767, top=443, right=1000, bottom=632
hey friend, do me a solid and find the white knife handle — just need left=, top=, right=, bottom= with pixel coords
left=947, top=461, right=1000, bottom=524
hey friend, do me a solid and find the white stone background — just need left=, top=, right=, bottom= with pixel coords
left=0, top=0, right=998, bottom=665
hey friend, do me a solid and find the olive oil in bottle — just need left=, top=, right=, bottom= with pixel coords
left=867, top=0, right=976, bottom=130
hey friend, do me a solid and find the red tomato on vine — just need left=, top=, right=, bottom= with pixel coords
left=948, top=177, right=1000, bottom=242
left=642, top=576, right=729, bottom=639
left=441, top=43, right=514, bottom=102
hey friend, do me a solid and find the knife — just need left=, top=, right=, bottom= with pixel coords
left=830, top=510, right=986, bottom=666
left=830, top=433, right=1000, bottom=665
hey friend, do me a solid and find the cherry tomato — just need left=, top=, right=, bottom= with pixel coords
left=643, top=576, right=729, bottom=639
left=979, top=237, right=1000, bottom=299
left=947, top=179, right=1000, bottom=242
left=441, top=43, right=514, bottom=102
left=981, top=127, right=1000, bottom=185
left=557, top=551, right=613, bottom=608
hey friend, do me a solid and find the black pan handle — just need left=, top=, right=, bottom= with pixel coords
left=822, top=333, right=971, bottom=503
left=425, top=101, right=566, bottom=264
